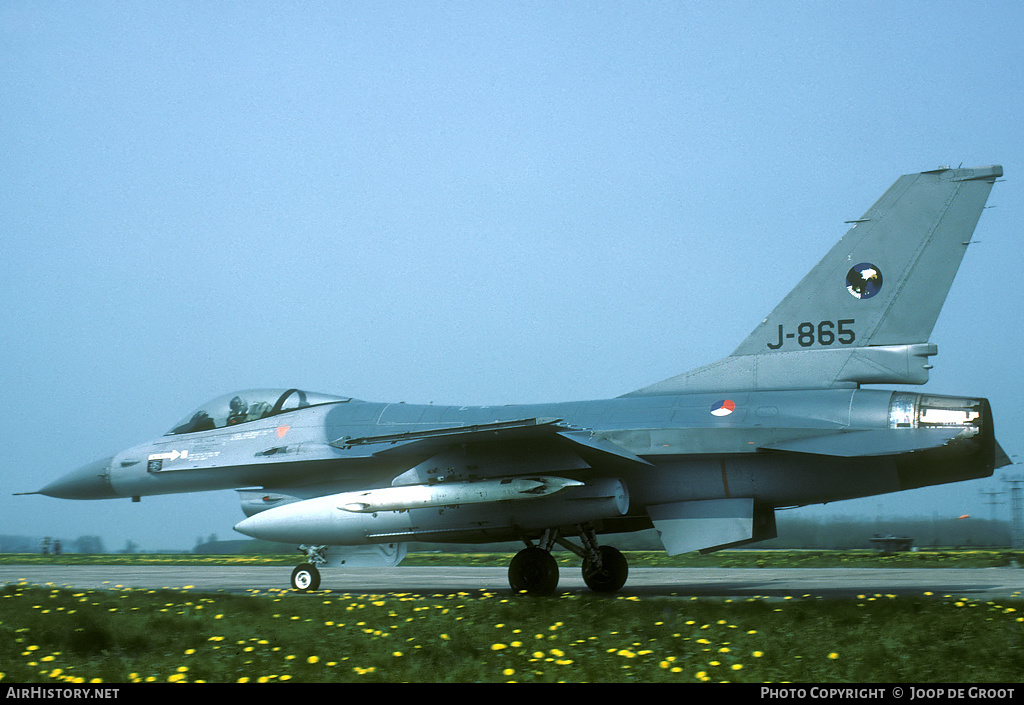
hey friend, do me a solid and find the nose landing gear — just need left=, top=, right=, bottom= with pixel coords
left=290, top=544, right=327, bottom=592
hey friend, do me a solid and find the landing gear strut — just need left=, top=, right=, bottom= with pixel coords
left=291, top=544, right=327, bottom=592
left=507, top=524, right=628, bottom=596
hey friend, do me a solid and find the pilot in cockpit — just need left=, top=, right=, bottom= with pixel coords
left=226, top=396, right=248, bottom=426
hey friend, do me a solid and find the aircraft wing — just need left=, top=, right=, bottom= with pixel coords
left=759, top=427, right=978, bottom=457
left=330, top=417, right=566, bottom=457
left=555, top=431, right=654, bottom=467
left=330, top=417, right=654, bottom=472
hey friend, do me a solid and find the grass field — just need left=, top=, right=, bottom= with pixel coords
left=2, top=550, right=1023, bottom=683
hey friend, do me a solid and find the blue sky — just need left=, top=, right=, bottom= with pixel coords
left=2, top=1, right=1021, bottom=551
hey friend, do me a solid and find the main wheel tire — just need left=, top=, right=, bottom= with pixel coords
left=508, top=546, right=559, bottom=596
left=291, top=563, right=320, bottom=591
left=582, top=545, right=628, bottom=593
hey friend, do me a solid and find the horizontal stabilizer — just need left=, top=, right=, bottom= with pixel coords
left=760, top=427, right=974, bottom=457
left=994, top=441, right=1012, bottom=469
left=646, top=499, right=777, bottom=555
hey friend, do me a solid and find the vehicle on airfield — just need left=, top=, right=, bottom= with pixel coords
left=21, top=165, right=1010, bottom=595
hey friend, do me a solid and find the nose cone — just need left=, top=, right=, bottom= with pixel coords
left=35, top=457, right=117, bottom=499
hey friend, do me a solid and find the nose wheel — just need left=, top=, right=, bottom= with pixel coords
left=291, top=563, right=321, bottom=591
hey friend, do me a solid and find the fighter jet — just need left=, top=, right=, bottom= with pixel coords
left=22, top=165, right=1010, bottom=595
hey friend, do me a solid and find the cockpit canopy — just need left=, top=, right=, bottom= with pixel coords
left=167, top=388, right=351, bottom=435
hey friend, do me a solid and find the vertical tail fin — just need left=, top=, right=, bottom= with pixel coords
left=628, top=165, right=1002, bottom=395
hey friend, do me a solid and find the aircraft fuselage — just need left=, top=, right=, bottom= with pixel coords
left=45, top=388, right=995, bottom=533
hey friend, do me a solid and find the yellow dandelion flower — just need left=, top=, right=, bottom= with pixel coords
left=491, top=643, right=507, bottom=651
left=308, top=656, right=320, bottom=664
left=828, top=652, right=839, bottom=660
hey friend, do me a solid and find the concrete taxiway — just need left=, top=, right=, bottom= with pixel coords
left=1, top=565, right=1022, bottom=600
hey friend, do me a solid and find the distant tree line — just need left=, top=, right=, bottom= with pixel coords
left=2, top=516, right=1012, bottom=555
left=198, top=516, right=1015, bottom=554
left=0, top=535, right=106, bottom=554
left=759, top=516, right=1011, bottom=550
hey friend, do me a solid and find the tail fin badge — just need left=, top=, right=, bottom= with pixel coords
left=846, top=263, right=883, bottom=299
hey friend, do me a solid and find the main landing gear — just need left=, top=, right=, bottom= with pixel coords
left=287, top=529, right=628, bottom=597
left=508, top=523, right=628, bottom=596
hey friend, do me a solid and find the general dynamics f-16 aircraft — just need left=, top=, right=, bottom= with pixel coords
left=22, top=165, right=1010, bottom=595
